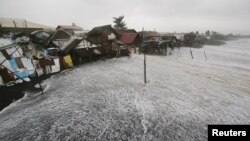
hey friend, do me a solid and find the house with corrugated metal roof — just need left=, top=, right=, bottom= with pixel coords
left=114, top=28, right=141, bottom=53
left=56, top=23, right=84, bottom=36
left=87, top=25, right=118, bottom=58
left=0, top=18, right=54, bottom=36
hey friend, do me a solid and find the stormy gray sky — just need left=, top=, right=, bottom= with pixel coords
left=1, top=0, right=250, bottom=34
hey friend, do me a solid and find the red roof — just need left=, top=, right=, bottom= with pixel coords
left=120, top=33, right=138, bottom=44
left=114, top=28, right=137, bottom=35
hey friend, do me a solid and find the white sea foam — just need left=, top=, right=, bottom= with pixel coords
left=0, top=39, right=250, bottom=141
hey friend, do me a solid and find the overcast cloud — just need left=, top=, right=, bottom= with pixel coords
left=0, top=0, right=250, bottom=34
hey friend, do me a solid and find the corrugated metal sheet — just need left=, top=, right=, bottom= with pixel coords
left=0, top=38, right=13, bottom=49
left=60, top=37, right=82, bottom=53
left=76, top=40, right=99, bottom=49
left=50, top=29, right=72, bottom=40
left=119, top=33, right=137, bottom=44
left=0, top=18, right=53, bottom=31
left=87, top=25, right=117, bottom=44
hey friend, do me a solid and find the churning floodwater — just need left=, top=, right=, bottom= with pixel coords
left=0, top=39, right=250, bottom=141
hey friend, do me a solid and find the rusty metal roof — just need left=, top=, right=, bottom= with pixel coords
left=119, top=33, right=138, bottom=44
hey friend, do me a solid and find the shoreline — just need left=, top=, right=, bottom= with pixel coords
left=0, top=74, right=55, bottom=111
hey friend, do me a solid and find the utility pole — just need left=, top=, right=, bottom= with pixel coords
left=144, top=48, right=146, bottom=83
left=13, top=20, right=18, bottom=33
left=141, top=27, right=146, bottom=83
left=24, top=20, right=28, bottom=36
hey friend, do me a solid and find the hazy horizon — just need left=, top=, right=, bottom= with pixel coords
left=1, top=0, right=250, bottom=35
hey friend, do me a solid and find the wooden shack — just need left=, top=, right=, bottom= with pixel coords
left=87, top=25, right=118, bottom=58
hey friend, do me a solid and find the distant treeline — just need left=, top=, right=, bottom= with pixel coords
left=203, top=30, right=250, bottom=40
left=187, top=30, right=250, bottom=46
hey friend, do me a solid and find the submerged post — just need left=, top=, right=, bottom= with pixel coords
left=165, top=45, right=167, bottom=56
left=204, top=50, right=207, bottom=61
left=39, top=82, right=44, bottom=94
left=141, top=27, right=146, bottom=83
left=144, top=51, right=146, bottom=83
left=190, top=47, right=193, bottom=59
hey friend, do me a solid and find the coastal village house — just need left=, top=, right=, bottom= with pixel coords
left=114, top=29, right=141, bottom=53
left=56, top=23, right=84, bottom=36
left=87, top=25, right=118, bottom=57
left=0, top=18, right=53, bottom=36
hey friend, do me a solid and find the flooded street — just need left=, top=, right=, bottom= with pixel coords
left=0, top=39, right=250, bottom=141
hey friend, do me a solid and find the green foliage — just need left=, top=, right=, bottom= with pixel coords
left=210, top=31, right=228, bottom=40
left=113, top=16, right=127, bottom=29
left=205, top=30, right=210, bottom=36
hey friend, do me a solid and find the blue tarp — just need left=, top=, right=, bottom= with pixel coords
left=8, top=58, right=29, bottom=79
